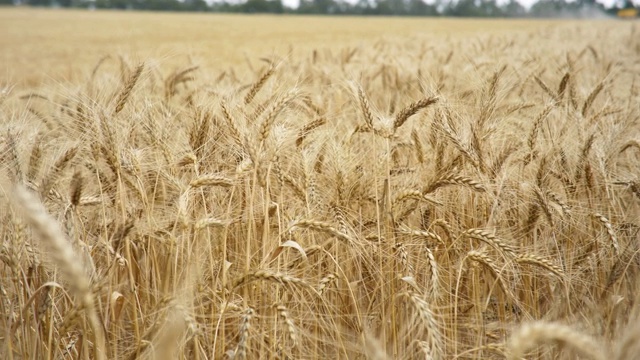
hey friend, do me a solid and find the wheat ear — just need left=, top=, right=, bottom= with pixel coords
left=393, top=96, right=438, bottom=131
left=114, top=62, right=144, bottom=114
left=507, top=322, right=605, bottom=360
left=11, top=186, right=106, bottom=360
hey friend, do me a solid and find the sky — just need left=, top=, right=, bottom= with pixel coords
left=280, top=0, right=623, bottom=8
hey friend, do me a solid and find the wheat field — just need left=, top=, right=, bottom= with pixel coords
left=1, top=8, right=562, bottom=87
left=1, top=9, right=640, bottom=360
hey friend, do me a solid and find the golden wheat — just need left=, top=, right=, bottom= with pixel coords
left=1, top=15, right=638, bottom=360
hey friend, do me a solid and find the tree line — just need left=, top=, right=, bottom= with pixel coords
left=2, top=0, right=637, bottom=18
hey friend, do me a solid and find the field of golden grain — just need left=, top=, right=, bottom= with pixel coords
left=2, top=8, right=569, bottom=88
left=1, top=8, right=640, bottom=360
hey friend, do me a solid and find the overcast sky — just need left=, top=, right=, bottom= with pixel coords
left=280, top=0, right=623, bottom=9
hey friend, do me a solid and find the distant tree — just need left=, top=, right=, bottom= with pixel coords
left=350, top=0, right=375, bottom=13
left=502, top=0, right=526, bottom=17
left=619, top=0, right=637, bottom=8
left=317, top=0, right=340, bottom=13
left=184, top=0, right=209, bottom=11
left=141, top=0, right=182, bottom=11
left=372, top=0, right=394, bottom=14
left=479, top=0, right=503, bottom=15
left=389, top=0, right=410, bottom=14
left=407, top=0, right=439, bottom=15
left=94, top=0, right=131, bottom=9
left=446, top=0, right=481, bottom=16
left=297, top=0, right=312, bottom=12
left=241, top=0, right=283, bottom=13
left=20, top=0, right=625, bottom=18
left=211, top=1, right=240, bottom=12
left=298, top=0, right=341, bottom=14
left=26, top=0, right=49, bottom=6
left=529, top=0, right=572, bottom=17
left=446, top=0, right=505, bottom=16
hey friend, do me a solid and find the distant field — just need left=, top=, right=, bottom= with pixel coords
left=1, top=8, right=584, bottom=87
